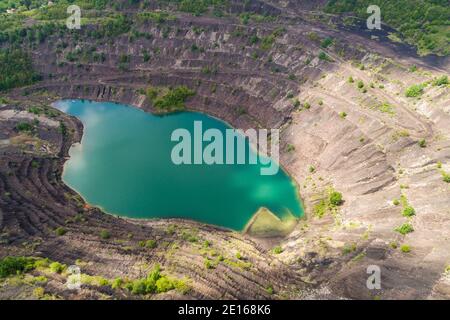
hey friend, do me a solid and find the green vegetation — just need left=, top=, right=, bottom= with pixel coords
left=313, top=188, right=344, bottom=218
left=260, top=27, right=285, bottom=50
left=442, top=171, right=450, bottom=183
left=405, top=84, right=426, bottom=97
left=55, top=227, right=67, bottom=236
left=325, top=0, right=450, bottom=56
left=99, top=229, right=111, bottom=240
left=153, top=86, right=196, bottom=112
left=0, top=49, right=40, bottom=91
left=418, top=139, right=427, bottom=148
left=320, top=37, right=334, bottom=48
left=329, top=191, right=343, bottom=206
left=400, top=244, right=411, bottom=253
left=432, top=75, right=449, bottom=86
left=395, top=223, right=414, bottom=235
left=318, top=51, right=332, bottom=62
left=0, top=256, right=35, bottom=278
left=272, top=246, right=283, bottom=254
left=402, top=206, right=416, bottom=217
left=126, top=264, right=189, bottom=295
left=49, top=261, right=66, bottom=273
left=376, top=102, right=395, bottom=116
left=139, top=239, right=157, bottom=249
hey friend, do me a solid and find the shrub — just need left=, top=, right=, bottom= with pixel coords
left=303, top=102, right=311, bottom=109
left=348, top=76, right=354, bottom=83
left=395, top=223, right=414, bottom=235
left=405, top=84, right=425, bottom=97
left=320, top=37, right=334, bottom=48
left=393, top=199, right=400, bottom=206
left=0, top=256, right=35, bottom=278
left=329, top=191, right=343, bottom=206
left=402, top=206, right=416, bottom=217
left=156, top=277, right=175, bottom=293
left=318, top=51, right=331, bottom=61
left=339, top=111, right=347, bottom=119
left=49, top=262, right=65, bottom=273
left=272, top=246, right=283, bottom=254
left=235, top=252, right=243, bottom=260
left=309, top=166, right=315, bottom=173
left=111, top=277, right=123, bottom=289
left=286, top=144, right=295, bottom=152
left=55, top=227, right=66, bottom=236
left=418, top=139, right=426, bottom=148
left=100, top=230, right=111, bottom=240
left=16, top=122, right=33, bottom=132
left=442, top=172, right=450, bottom=183
left=400, top=245, right=411, bottom=253
left=145, top=240, right=157, bottom=249
left=266, top=285, right=274, bottom=295
left=357, top=80, right=364, bottom=89
left=432, top=75, right=449, bottom=87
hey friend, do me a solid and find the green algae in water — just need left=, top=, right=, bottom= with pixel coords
left=55, top=99, right=303, bottom=231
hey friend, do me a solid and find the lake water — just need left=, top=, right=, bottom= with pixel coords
left=55, top=99, right=303, bottom=230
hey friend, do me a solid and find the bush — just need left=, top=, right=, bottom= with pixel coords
left=100, top=230, right=111, bottom=240
left=393, top=199, right=400, bottom=206
left=339, top=111, right=347, bottom=119
left=16, top=122, right=33, bottom=132
left=400, top=245, right=411, bottom=253
left=0, top=256, right=35, bottom=278
left=418, top=139, right=426, bottom=148
left=432, top=75, right=449, bottom=87
left=318, top=51, right=331, bottom=61
left=49, top=262, right=65, bottom=273
left=405, top=84, right=425, bottom=97
left=402, top=206, right=416, bottom=217
left=329, top=191, right=343, bottom=206
left=357, top=80, right=364, bottom=89
left=145, top=240, right=157, bottom=249
left=272, top=246, right=283, bottom=254
left=395, top=223, right=414, bottom=235
left=55, top=227, right=66, bottom=236
left=442, top=172, right=450, bottom=183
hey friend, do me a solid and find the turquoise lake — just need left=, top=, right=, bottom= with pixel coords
left=55, top=99, right=303, bottom=230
